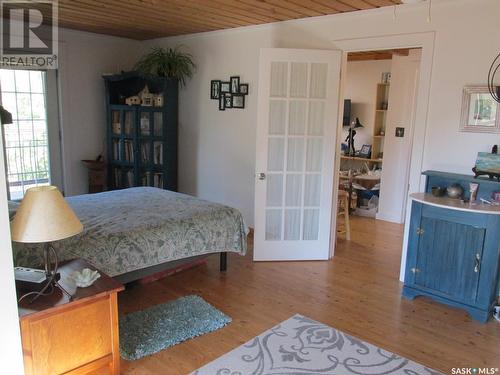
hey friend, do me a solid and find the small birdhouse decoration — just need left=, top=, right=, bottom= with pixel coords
left=153, top=94, right=164, bottom=107
left=125, top=85, right=165, bottom=107
left=139, top=85, right=154, bottom=106
left=125, top=96, right=140, bottom=106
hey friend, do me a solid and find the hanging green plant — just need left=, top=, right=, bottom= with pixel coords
left=134, top=46, right=196, bottom=87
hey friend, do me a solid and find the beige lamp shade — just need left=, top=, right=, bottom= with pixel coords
left=11, top=186, right=83, bottom=243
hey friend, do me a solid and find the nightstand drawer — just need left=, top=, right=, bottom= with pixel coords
left=22, top=296, right=113, bottom=375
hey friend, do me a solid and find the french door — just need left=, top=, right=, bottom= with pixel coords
left=254, top=48, right=341, bottom=261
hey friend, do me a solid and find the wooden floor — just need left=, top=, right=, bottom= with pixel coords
left=119, top=217, right=500, bottom=374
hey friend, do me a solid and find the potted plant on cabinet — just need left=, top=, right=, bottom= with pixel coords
left=134, top=46, right=196, bottom=87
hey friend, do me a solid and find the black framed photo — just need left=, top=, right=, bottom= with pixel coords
left=359, top=144, right=372, bottom=158
left=210, top=80, right=221, bottom=99
left=239, top=83, right=248, bottom=95
left=224, top=93, right=232, bottom=109
left=232, top=94, right=245, bottom=109
left=230, top=76, right=240, bottom=94
left=219, top=96, right=225, bottom=111
left=220, top=81, right=230, bottom=93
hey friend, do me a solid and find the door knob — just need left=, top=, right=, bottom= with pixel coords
left=258, top=173, right=266, bottom=180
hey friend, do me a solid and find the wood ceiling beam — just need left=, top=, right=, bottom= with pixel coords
left=347, top=48, right=411, bottom=61
left=392, top=48, right=410, bottom=56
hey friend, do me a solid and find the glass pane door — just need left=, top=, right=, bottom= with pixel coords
left=265, top=61, right=328, bottom=242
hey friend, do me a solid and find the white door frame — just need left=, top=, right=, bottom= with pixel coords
left=331, top=32, right=436, bottom=281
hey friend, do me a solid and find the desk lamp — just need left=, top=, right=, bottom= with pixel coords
left=11, top=186, right=83, bottom=302
left=345, top=117, right=363, bottom=156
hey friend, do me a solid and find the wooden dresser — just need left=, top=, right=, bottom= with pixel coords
left=18, top=259, right=124, bottom=375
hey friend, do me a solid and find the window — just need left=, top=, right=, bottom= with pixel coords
left=0, top=69, right=50, bottom=200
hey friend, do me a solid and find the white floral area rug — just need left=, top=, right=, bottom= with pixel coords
left=192, top=314, right=443, bottom=375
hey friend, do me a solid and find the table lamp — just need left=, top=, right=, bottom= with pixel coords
left=11, top=186, right=83, bottom=302
left=345, top=117, right=363, bottom=156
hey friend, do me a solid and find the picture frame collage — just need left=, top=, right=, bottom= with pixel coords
left=210, top=76, right=249, bottom=110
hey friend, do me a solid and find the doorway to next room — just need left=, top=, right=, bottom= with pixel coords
left=335, top=48, right=422, bottom=268
left=337, top=48, right=422, bottom=232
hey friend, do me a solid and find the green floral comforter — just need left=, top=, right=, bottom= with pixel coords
left=12, top=187, right=247, bottom=277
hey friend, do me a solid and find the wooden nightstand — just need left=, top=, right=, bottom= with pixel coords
left=18, top=259, right=124, bottom=375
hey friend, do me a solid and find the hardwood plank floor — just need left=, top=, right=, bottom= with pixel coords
left=119, top=216, right=500, bottom=374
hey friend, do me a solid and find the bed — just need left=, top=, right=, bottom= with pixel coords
left=11, top=187, right=247, bottom=283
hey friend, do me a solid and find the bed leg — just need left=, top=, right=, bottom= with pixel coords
left=220, top=252, right=227, bottom=272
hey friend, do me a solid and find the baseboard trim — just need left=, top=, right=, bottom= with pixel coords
left=376, top=212, right=403, bottom=224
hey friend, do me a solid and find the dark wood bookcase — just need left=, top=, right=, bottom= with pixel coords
left=103, top=72, right=178, bottom=191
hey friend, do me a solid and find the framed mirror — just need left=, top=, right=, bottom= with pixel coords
left=460, top=86, right=500, bottom=133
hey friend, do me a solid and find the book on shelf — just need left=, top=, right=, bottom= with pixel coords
left=153, top=112, right=162, bottom=136
left=153, top=142, right=163, bottom=164
left=140, top=114, right=150, bottom=135
left=126, top=170, right=134, bottom=187
left=112, top=122, right=121, bottom=134
left=124, top=121, right=132, bottom=135
left=141, top=143, right=150, bottom=162
left=141, top=172, right=152, bottom=186
left=113, top=168, right=120, bottom=187
left=124, top=140, right=134, bottom=162
left=112, top=140, right=120, bottom=160
left=153, top=172, right=163, bottom=188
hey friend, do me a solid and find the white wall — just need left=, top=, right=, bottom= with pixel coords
left=57, top=29, right=143, bottom=196
left=342, top=59, right=392, bottom=148
left=145, top=0, right=500, bottom=227
left=0, top=134, right=24, bottom=372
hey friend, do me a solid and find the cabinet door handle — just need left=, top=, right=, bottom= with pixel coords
left=410, top=267, right=420, bottom=274
left=474, top=253, right=481, bottom=273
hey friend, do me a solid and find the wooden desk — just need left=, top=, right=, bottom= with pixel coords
left=18, top=259, right=124, bottom=375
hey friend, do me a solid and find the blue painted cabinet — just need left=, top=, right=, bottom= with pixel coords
left=403, top=171, right=500, bottom=323
left=103, top=72, right=178, bottom=192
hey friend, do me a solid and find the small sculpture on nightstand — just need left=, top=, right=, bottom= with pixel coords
left=70, top=268, right=101, bottom=288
